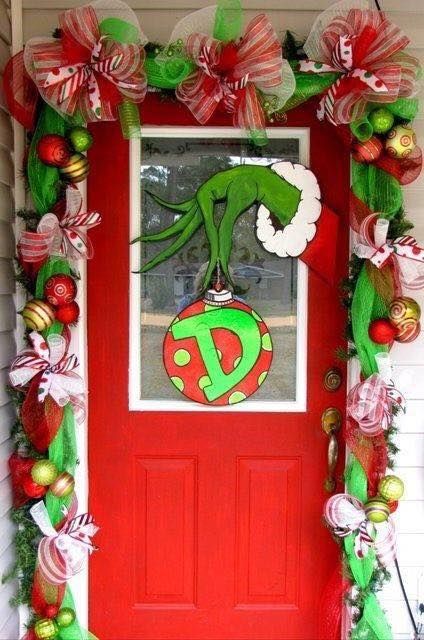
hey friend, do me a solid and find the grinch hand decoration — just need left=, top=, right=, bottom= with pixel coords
left=299, top=0, right=419, bottom=125
left=23, top=0, right=148, bottom=124
left=158, top=2, right=295, bottom=144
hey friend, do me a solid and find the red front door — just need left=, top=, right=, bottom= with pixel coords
left=87, top=96, right=349, bottom=640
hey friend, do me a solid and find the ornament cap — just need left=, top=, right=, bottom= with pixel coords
left=203, top=288, right=234, bottom=306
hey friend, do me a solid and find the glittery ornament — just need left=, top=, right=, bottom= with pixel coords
left=37, top=135, right=72, bottom=168
left=55, top=301, right=80, bottom=325
left=364, top=498, right=390, bottom=523
left=59, top=153, right=90, bottom=183
left=385, top=123, right=417, bottom=159
left=352, top=136, right=383, bottom=163
left=368, top=108, right=395, bottom=135
left=22, top=299, right=55, bottom=331
left=34, top=618, right=58, bottom=640
left=22, top=474, right=48, bottom=499
left=389, top=296, right=421, bottom=343
left=368, top=318, right=397, bottom=345
left=68, top=126, right=93, bottom=153
left=56, top=608, right=76, bottom=628
left=31, top=460, right=59, bottom=486
left=49, top=471, right=75, bottom=497
left=378, top=475, right=404, bottom=502
left=44, top=274, right=77, bottom=307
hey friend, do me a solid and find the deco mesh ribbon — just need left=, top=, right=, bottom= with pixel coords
left=299, top=0, right=419, bottom=125
left=156, top=0, right=295, bottom=145
left=23, top=0, right=148, bottom=125
left=347, top=372, right=405, bottom=437
left=19, top=186, right=101, bottom=263
left=325, top=493, right=396, bottom=568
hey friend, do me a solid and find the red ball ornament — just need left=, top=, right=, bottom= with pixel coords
left=44, top=274, right=77, bottom=307
left=21, top=474, right=48, bottom=499
left=37, top=135, right=72, bottom=168
left=368, top=318, right=397, bottom=345
left=388, top=500, right=399, bottom=514
left=352, top=136, right=383, bottom=163
left=55, top=301, right=80, bottom=325
left=44, top=605, right=59, bottom=619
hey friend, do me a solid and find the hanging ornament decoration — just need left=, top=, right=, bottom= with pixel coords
left=56, top=607, right=76, bottom=628
left=22, top=299, right=56, bottom=331
left=30, top=499, right=98, bottom=586
left=352, top=136, right=383, bottom=164
left=22, top=475, right=48, bottom=499
left=369, top=108, right=395, bottom=135
left=44, top=273, right=77, bottom=307
left=364, top=497, right=390, bottom=523
left=68, top=126, right=93, bottom=153
left=389, top=296, right=421, bottom=344
left=59, top=153, right=90, bottom=184
left=49, top=471, right=75, bottom=498
left=55, top=301, right=80, bottom=325
left=19, top=186, right=101, bottom=263
left=37, top=134, right=72, bottom=167
left=23, top=1, right=148, bottom=129
left=298, top=1, right=419, bottom=125
left=34, top=618, right=59, bottom=640
left=134, top=161, right=339, bottom=286
left=368, top=318, right=397, bottom=345
left=163, top=288, right=272, bottom=406
left=385, top=123, right=417, bottom=159
left=378, top=475, right=404, bottom=502
left=157, top=4, right=295, bottom=144
left=347, top=373, right=405, bottom=437
left=31, top=460, right=59, bottom=486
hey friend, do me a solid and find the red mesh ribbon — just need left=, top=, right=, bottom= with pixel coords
left=318, top=567, right=351, bottom=640
left=344, top=417, right=388, bottom=496
left=8, top=453, right=36, bottom=508
left=375, top=146, right=423, bottom=185
left=2, top=51, right=39, bottom=130
left=21, top=373, right=64, bottom=453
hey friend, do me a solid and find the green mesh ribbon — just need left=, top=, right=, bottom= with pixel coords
left=28, top=105, right=65, bottom=215
left=350, top=97, right=420, bottom=142
left=352, top=161, right=402, bottom=215
left=281, top=71, right=340, bottom=113
left=213, top=0, right=242, bottom=41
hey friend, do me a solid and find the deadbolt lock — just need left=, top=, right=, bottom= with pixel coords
left=323, top=367, right=342, bottom=392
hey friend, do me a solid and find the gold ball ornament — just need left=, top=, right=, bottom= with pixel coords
left=389, top=296, right=421, bottom=343
left=59, top=152, right=89, bottom=183
left=49, top=471, right=75, bottom=498
left=56, top=607, right=76, bottom=628
left=378, top=475, right=405, bottom=502
left=364, top=497, right=390, bottom=523
left=369, top=108, right=395, bottom=135
left=22, top=299, right=55, bottom=331
left=31, top=460, right=59, bottom=486
left=385, top=123, right=417, bottom=159
left=34, top=619, right=58, bottom=640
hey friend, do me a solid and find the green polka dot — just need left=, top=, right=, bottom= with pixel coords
left=234, top=356, right=241, bottom=368
left=364, top=71, right=372, bottom=78
left=258, top=371, right=268, bottom=386
left=198, top=375, right=211, bottom=390
left=171, top=376, right=184, bottom=391
left=261, top=333, right=272, bottom=351
left=228, top=391, right=247, bottom=405
left=252, top=310, right=262, bottom=322
left=174, top=349, right=191, bottom=366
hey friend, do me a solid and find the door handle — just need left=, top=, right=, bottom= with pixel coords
left=321, top=407, right=342, bottom=493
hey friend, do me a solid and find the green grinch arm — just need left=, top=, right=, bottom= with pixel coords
left=132, top=198, right=198, bottom=243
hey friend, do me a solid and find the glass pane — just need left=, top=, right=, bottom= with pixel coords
left=138, top=136, right=301, bottom=403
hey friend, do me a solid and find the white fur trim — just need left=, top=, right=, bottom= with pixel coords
left=256, top=161, right=322, bottom=258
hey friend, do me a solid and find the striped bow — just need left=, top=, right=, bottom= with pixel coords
left=24, top=4, right=147, bottom=122
left=19, top=186, right=101, bottom=263
left=9, top=332, right=85, bottom=423
left=347, top=373, right=405, bottom=437
left=31, top=499, right=98, bottom=586
left=325, top=493, right=396, bottom=567
left=354, top=213, right=424, bottom=290
left=176, top=14, right=295, bottom=140
left=299, top=5, right=418, bottom=125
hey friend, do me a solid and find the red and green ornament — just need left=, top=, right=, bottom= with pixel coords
left=44, top=273, right=77, bottom=307
left=163, top=288, right=273, bottom=406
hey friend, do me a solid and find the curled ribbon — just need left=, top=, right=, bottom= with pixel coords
left=347, top=373, right=405, bottom=436
left=19, top=186, right=101, bottom=263
left=354, top=213, right=424, bottom=290
left=299, top=3, right=418, bottom=124
left=24, top=3, right=147, bottom=122
left=9, top=331, right=85, bottom=425
left=31, top=499, right=98, bottom=586
left=325, top=493, right=396, bottom=567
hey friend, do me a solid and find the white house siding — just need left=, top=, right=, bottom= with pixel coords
left=18, top=1, right=424, bottom=639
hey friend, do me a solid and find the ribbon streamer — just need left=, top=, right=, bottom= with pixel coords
left=31, top=499, right=98, bottom=586
left=19, top=186, right=101, bottom=263
left=9, top=331, right=85, bottom=425
left=347, top=373, right=405, bottom=437
left=299, top=1, right=418, bottom=125
left=325, top=493, right=396, bottom=567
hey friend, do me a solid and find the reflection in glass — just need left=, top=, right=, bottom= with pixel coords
left=139, top=137, right=300, bottom=403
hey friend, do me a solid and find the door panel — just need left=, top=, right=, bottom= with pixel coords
left=87, top=95, right=350, bottom=640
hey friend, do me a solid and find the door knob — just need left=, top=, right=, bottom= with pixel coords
left=321, top=407, right=342, bottom=493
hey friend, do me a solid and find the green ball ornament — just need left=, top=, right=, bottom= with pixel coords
left=364, top=497, right=390, bottom=523
left=369, top=108, right=395, bottom=135
left=68, top=126, right=93, bottom=153
left=56, top=607, right=76, bottom=628
left=34, top=619, right=58, bottom=640
left=31, top=460, right=59, bottom=487
left=378, top=475, right=404, bottom=502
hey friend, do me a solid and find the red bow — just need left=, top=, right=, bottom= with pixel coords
left=300, top=7, right=418, bottom=125
left=176, top=14, right=292, bottom=137
left=24, top=4, right=146, bottom=122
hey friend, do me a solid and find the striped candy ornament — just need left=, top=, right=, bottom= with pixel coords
left=22, top=299, right=55, bottom=331
left=352, top=136, right=383, bottom=164
left=59, top=153, right=89, bottom=183
left=364, top=498, right=390, bottom=524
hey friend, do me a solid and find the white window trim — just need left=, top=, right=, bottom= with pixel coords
left=129, top=127, right=310, bottom=413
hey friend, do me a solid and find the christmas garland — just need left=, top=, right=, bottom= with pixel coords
left=2, top=0, right=423, bottom=639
